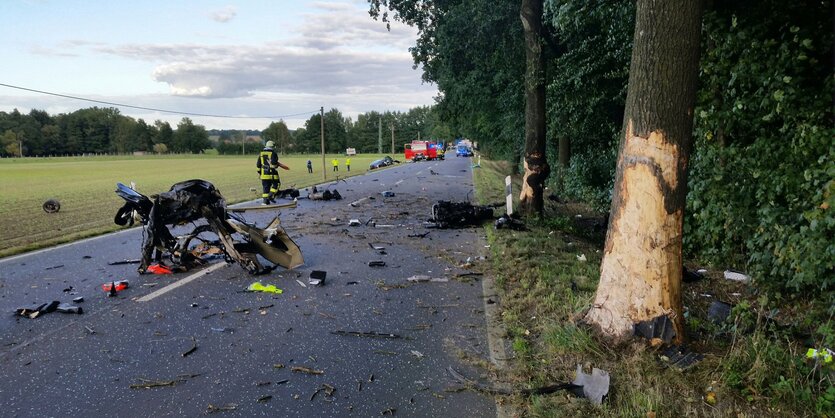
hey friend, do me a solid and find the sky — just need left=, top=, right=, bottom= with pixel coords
left=0, top=0, right=437, bottom=130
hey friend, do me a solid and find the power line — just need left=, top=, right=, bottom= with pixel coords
left=0, top=82, right=318, bottom=120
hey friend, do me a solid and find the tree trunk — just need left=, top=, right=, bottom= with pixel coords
left=518, top=0, right=549, bottom=216
left=584, top=0, right=702, bottom=344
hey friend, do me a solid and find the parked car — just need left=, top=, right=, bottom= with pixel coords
left=369, top=156, right=400, bottom=169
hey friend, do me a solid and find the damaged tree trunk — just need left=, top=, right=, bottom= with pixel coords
left=518, top=0, right=550, bottom=216
left=584, top=0, right=702, bottom=344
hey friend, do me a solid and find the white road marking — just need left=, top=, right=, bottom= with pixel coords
left=395, top=179, right=404, bottom=185
left=136, top=262, right=228, bottom=302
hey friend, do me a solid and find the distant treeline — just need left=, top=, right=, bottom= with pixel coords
left=0, top=105, right=453, bottom=157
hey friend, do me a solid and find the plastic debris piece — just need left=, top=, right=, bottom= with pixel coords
left=368, top=261, right=386, bottom=267
left=707, top=301, right=733, bottom=324
left=633, top=315, right=675, bottom=344
left=56, top=303, right=83, bottom=314
left=147, top=264, right=174, bottom=275
left=660, top=345, right=704, bottom=371
left=15, top=301, right=60, bottom=319
left=806, top=347, right=834, bottom=364
left=247, top=282, right=283, bottom=294
left=572, top=364, right=610, bottom=406
left=309, top=270, right=326, bottom=286
left=682, top=267, right=705, bottom=283
left=381, top=191, right=395, bottom=197
left=576, top=254, right=587, bottom=262
left=349, top=219, right=361, bottom=226
left=73, top=297, right=84, bottom=303
left=723, top=270, right=751, bottom=283
left=102, top=280, right=129, bottom=295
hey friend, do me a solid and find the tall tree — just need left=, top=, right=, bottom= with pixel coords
left=262, top=120, right=292, bottom=154
left=584, top=0, right=703, bottom=343
left=518, top=0, right=549, bottom=215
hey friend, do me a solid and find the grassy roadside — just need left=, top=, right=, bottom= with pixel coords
left=0, top=154, right=391, bottom=257
left=472, top=158, right=833, bottom=417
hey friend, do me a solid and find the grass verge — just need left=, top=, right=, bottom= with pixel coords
left=0, top=153, right=391, bottom=257
left=472, top=158, right=834, bottom=417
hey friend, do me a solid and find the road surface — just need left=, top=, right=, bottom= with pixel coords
left=0, top=156, right=507, bottom=417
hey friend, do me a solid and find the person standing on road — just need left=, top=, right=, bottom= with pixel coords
left=256, top=140, right=289, bottom=205
left=332, top=158, right=339, bottom=172
left=306, top=159, right=313, bottom=174
left=345, top=157, right=351, bottom=172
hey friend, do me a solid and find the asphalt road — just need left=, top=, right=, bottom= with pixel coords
left=0, top=156, right=502, bottom=417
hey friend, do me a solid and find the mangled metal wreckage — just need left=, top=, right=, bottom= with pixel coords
left=114, top=179, right=303, bottom=274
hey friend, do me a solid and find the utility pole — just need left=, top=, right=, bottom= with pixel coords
left=390, top=124, right=395, bottom=154
left=241, top=130, right=245, bottom=155
left=320, top=107, right=326, bottom=181
left=377, top=116, right=382, bottom=154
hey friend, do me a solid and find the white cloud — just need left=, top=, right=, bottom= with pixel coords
left=210, top=6, right=237, bottom=23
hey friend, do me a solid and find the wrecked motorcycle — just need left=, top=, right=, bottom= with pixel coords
left=114, top=179, right=303, bottom=274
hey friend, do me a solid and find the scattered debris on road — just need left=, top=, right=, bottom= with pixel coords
left=368, top=261, right=386, bottom=267
left=102, top=280, right=129, bottom=296
left=182, top=336, right=198, bottom=357
left=206, top=403, right=237, bottom=413
left=108, top=259, right=141, bottom=266
left=291, top=366, right=324, bottom=375
left=331, top=330, right=402, bottom=339
left=429, top=201, right=494, bottom=228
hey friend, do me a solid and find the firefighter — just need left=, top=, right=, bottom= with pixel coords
left=345, top=157, right=351, bottom=172
left=332, top=158, right=339, bottom=172
left=256, top=140, right=289, bottom=204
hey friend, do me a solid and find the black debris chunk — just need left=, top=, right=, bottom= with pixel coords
left=682, top=267, right=705, bottom=283
left=430, top=201, right=494, bottom=229
left=494, top=214, right=527, bottom=231
left=368, top=261, right=386, bottom=267
left=707, top=301, right=733, bottom=324
left=633, top=315, right=676, bottom=344
left=659, top=345, right=704, bottom=371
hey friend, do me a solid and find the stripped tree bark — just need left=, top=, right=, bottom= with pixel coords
left=518, top=0, right=550, bottom=216
left=584, top=0, right=703, bottom=344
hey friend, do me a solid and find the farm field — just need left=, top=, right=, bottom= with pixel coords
left=0, top=153, right=390, bottom=257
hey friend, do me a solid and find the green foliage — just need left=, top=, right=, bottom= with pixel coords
left=544, top=0, right=633, bottom=204
left=686, top=0, right=835, bottom=294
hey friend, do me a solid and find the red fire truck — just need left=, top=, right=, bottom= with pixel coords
left=404, top=141, right=445, bottom=161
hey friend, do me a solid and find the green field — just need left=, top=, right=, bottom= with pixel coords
left=0, top=154, right=389, bottom=257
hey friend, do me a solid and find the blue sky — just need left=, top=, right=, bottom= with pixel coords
left=0, top=1, right=437, bottom=129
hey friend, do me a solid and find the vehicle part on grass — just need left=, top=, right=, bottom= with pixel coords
left=430, top=201, right=494, bottom=229
left=633, top=314, right=675, bottom=344
left=309, top=270, right=326, bottom=286
left=659, top=345, right=704, bottom=371
left=15, top=301, right=60, bottom=319
left=682, top=266, right=705, bottom=283
left=707, top=301, right=733, bottom=324
left=724, top=270, right=751, bottom=283
left=368, top=261, right=386, bottom=267
left=114, top=180, right=303, bottom=274
left=247, top=282, right=283, bottom=294
left=571, top=364, right=610, bottom=406
left=494, top=213, right=527, bottom=231
left=42, top=198, right=61, bottom=213
left=806, top=347, right=834, bottom=364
